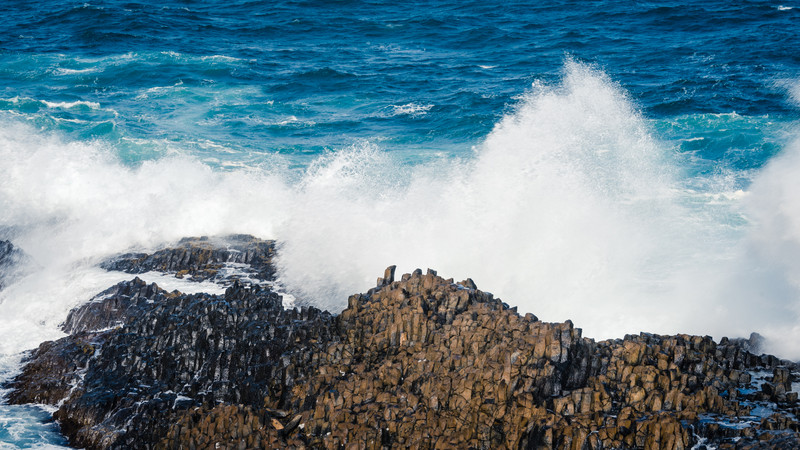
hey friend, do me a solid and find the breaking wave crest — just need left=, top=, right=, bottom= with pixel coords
left=2, top=62, right=800, bottom=358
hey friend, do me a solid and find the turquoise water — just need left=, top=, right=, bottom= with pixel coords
left=0, top=403, right=68, bottom=449
left=1, top=1, right=798, bottom=169
left=2, top=1, right=800, bottom=446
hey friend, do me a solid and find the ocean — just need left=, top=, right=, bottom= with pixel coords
left=1, top=0, right=800, bottom=446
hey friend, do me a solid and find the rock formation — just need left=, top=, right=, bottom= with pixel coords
left=100, top=235, right=276, bottom=284
left=0, top=239, right=25, bottom=291
left=5, top=236, right=800, bottom=449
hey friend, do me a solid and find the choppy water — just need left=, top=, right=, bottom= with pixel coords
left=2, top=0, right=800, bottom=446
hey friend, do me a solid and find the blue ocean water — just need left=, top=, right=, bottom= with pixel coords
left=1, top=1, right=798, bottom=168
left=1, top=0, right=800, bottom=446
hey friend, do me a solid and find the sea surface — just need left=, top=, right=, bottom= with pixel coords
left=1, top=0, right=800, bottom=446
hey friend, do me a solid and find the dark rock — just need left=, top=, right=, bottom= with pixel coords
left=52, top=281, right=334, bottom=448
left=4, top=332, right=104, bottom=405
left=377, top=264, right=395, bottom=287
left=0, top=240, right=26, bottom=290
left=723, top=332, right=765, bottom=355
left=7, top=262, right=800, bottom=449
left=62, top=277, right=174, bottom=334
left=99, top=234, right=276, bottom=284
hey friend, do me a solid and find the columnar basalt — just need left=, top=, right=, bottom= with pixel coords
left=5, top=237, right=800, bottom=449
left=100, top=235, right=276, bottom=284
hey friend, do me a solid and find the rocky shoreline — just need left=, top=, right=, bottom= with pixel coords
left=3, top=236, right=800, bottom=449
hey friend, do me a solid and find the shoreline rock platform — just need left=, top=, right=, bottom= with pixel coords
left=3, top=236, right=800, bottom=449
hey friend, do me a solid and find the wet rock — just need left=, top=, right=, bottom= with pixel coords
left=62, top=277, right=173, bottom=334
left=52, top=281, right=335, bottom=448
left=722, top=332, right=765, bottom=356
left=99, top=234, right=276, bottom=284
left=0, top=240, right=15, bottom=269
left=4, top=332, right=103, bottom=405
left=7, top=262, right=800, bottom=449
left=0, top=240, right=26, bottom=290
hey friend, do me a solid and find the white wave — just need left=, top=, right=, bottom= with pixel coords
left=277, top=61, right=738, bottom=342
left=193, top=140, right=238, bottom=153
left=51, top=118, right=93, bottom=125
left=160, top=51, right=244, bottom=64
left=253, top=116, right=316, bottom=127
left=2, top=61, right=800, bottom=361
left=131, top=271, right=227, bottom=295
left=787, top=79, right=800, bottom=106
left=0, top=122, right=290, bottom=356
left=0, top=404, right=69, bottom=449
left=722, top=136, right=800, bottom=359
left=74, top=52, right=138, bottom=65
left=0, top=267, right=133, bottom=356
left=391, top=103, right=434, bottom=116
left=39, top=100, right=101, bottom=110
left=135, top=81, right=185, bottom=99
left=276, top=115, right=301, bottom=125
left=53, top=67, right=97, bottom=76
left=200, top=54, right=245, bottom=63
left=0, top=96, right=102, bottom=111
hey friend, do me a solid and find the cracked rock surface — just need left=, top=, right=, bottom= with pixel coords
left=5, top=236, right=800, bottom=449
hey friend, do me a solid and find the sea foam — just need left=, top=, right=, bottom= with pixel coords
left=277, top=61, right=726, bottom=339
left=1, top=63, right=800, bottom=360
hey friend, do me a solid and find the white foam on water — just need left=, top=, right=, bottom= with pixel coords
left=391, top=103, right=434, bottom=116
left=1, top=61, right=800, bottom=363
left=53, top=67, right=98, bottom=76
left=132, top=271, right=228, bottom=296
left=0, top=404, right=69, bottom=449
left=0, top=267, right=132, bottom=356
left=276, top=60, right=744, bottom=342
left=0, top=120, right=291, bottom=357
left=787, top=79, right=800, bottom=107
left=724, top=135, right=800, bottom=359
left=39, top=100, right=102, bottom=110
left=0, top=97, right=102, bottom=111
left=135, top=81, right=186, bottom=100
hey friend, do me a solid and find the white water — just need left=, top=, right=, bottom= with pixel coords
left=0, top=404, right=69, bottom=449
left=1, top=61, right=800, bottom=365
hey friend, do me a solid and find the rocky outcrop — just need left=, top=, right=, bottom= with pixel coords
left=0, top=239, right=25, bottom=290
left=300, top=268, right=591, bottom=448
left=155, top=268, right=800, bottom=449
left=7, top=279, right=178, bottom=403
left=6, top=239, right=800, bottom=449
left=53, top=280, right=334, bottom=448
left=0, top=240, right=14, bottom=266
left=5, top=332, right=102, bottom=405
left=62, top=277, right=177, bottom=334
left=100, top=235, right=275, bottom=284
